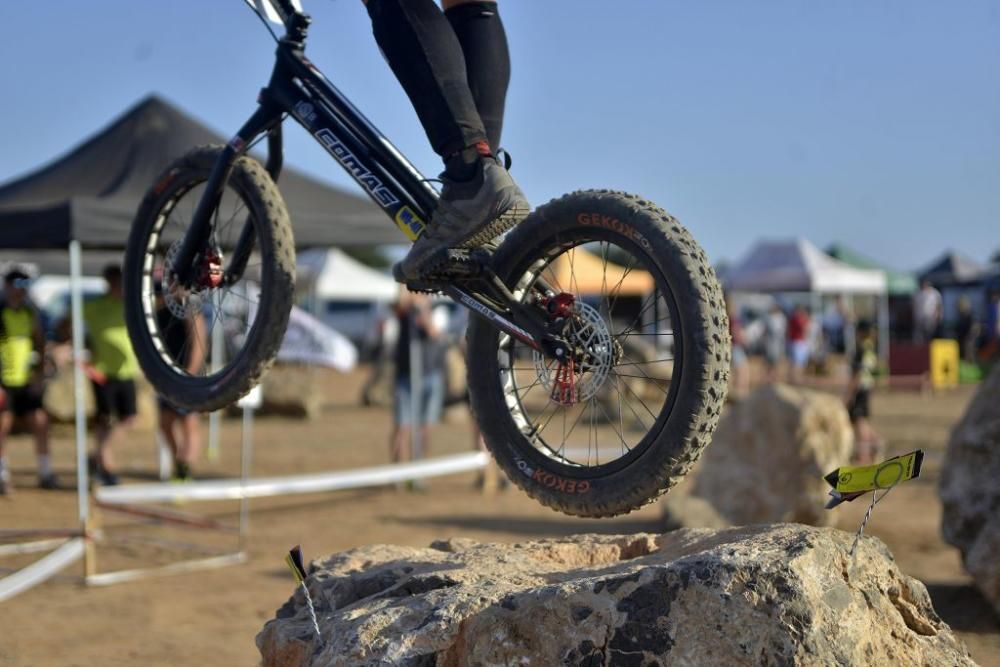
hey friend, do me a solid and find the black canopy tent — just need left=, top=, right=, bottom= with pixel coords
left=917, top=251, right=987, bottom=288
left=0, top=95, right=404, bottom=531
left=0, top=94, right=399, bottom=249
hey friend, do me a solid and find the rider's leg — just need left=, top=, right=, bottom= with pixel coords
left=444, top=1, right=511, bottom=151
left=365, top=0, right=529, bottom=280
left=365, top=0, right=488, bottom=181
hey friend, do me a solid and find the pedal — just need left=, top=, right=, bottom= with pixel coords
left=395, top=246, right=494, bottom=287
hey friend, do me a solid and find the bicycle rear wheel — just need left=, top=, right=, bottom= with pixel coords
left=467, top=190, right=729, bottom=517
left=123, top=146, right=295, bottom=412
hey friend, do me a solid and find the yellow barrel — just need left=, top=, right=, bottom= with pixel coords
left=930, top=338, right=960, bottom=389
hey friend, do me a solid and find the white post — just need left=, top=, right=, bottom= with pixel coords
left=69, top=241, right=89, bottom=527
left=238, top=402, right=253, bottom=553
left=878, top=292, right=891, bottom=370
left=408, top=308, right=423, bottom=463
left=845, top=294, right=857, bottom=362
left=155, top=430, right=172, bottom=481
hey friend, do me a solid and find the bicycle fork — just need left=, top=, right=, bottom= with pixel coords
left=172, top=102, right=285, bottom=288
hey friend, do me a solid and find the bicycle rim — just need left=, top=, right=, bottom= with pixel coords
left=497, top=232, right=683, bottom=477
left=137, top=177, right=268, bottom=386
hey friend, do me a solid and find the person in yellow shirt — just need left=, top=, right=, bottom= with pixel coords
left=82, top=265, right=139, bottom=486
left=0, top=270, right=56, bottom=495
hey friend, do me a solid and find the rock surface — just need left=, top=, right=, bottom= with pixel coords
left=257, top=525, right=972, bottom=666
left=940, top=364, right=1000, bottom=615
left=691, top=384, right=853, bottom=526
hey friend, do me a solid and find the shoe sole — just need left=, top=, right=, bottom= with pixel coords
left=396, top=204, right=530, bottom=284
left=456, top=205, right=531, bottom=250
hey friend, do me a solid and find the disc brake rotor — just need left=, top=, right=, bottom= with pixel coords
left=533, top=300, right=614, bottom=405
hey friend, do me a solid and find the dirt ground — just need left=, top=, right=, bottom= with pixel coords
left=1, top=370, right=997, bottom=666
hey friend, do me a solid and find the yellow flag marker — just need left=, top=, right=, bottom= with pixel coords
left=285, top=545, right=322, bottom=643
left=285, top=545, right=307, bottom=584
left=824, top=450, right=923, bottom=509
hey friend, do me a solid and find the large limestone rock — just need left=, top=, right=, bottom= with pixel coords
left=257, top=525, right=972, bottom=666
left=940, top=364, right=1000, bottom=614
left=691, top=384, right=853, bottom=526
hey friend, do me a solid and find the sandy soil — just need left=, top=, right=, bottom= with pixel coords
left=0, top=370, right=997, bottom=666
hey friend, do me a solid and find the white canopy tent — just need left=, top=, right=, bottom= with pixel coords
left=726, top=238, right=890, bottom=363
left=296, top=248, right=398, bottom=302
left=726, top=238, right=886, bottom=294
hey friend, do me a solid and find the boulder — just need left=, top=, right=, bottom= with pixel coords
left=42, top=367, right=157, bottom=431
left=659, top=492, right=731, bottom=531
left=940, top=364, right=1000, bottom=614
left=691, top=384, right=853, bottom=526
left=260, top=363, right=327, bottom=418
left=257, top=524, right=972, bottom=666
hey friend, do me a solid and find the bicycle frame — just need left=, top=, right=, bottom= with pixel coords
left=171, top=5, right=554, bottom=353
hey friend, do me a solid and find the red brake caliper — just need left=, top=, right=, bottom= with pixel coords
left=544, top=293, right=578, bottom=405
left=201, top=249, right=224, bottom=288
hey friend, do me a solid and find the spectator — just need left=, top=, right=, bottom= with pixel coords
left=727, top=298, right=750, bottom=398
left=787, top=304, right=811, bottom=384
left=912, top=279, right=942, bottom=343
left=389, top=290, right=447, bottom=484
left=154, top=281, right=207, bottom=481
left=980, top=289, right=1000, bottom=361
left=762, top=303, right=787, bottom=383
left=954, top=296, right=977, bottom=363
left=846, top=319, right=883, bottom=464
left=83, top=265, right=139, bottom=486
left=821, top=296, right=848, bottom=355
left=0, top=270, right=56, bottom=494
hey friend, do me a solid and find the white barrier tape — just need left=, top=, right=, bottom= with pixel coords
left=85, top=552, right=248, bottom=587
left=0, top=538, right=85, bottom=603
left=0, top=539, right=73, bottom=558
left=96, top=451, right=490, bottom=506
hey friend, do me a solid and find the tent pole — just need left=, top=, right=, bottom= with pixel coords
left=878, top=292, right=890, bottom=369
left=69, top=240, right=92, bottom=574
left=846, top=294, right=856, bottom=363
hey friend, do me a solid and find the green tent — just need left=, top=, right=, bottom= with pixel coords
left=826, top=243, right=918, bottom=296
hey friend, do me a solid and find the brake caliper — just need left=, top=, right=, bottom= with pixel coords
left=543, top=293, right=579, bottom=405
left=200, top=248, right=224, bottom=288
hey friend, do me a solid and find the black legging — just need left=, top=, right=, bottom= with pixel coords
left=366, top=0, right=511, bottom=159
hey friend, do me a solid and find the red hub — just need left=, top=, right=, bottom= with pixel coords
left=544, top=292, right=576, bottom=320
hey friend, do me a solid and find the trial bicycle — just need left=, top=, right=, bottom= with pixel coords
left=123, top=0, right=731, bottom=517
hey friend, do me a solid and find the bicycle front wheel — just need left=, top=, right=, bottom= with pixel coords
left=123, top=145, right=295, bottom=412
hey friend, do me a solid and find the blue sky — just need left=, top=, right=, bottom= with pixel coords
left=1, top=0, right=997, bottom=270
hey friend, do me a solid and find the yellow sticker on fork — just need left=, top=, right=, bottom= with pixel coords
left=395, top=206, right=426, bottom=241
